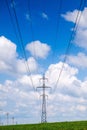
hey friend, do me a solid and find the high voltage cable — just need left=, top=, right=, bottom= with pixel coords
left=27, top=0, right=35, bottom=46
left=27, top=0, right=37, bottom=59
left=6, top=0, right=36, bottom=92
left=5, top=0, right=19, bottom=43
left=53, top=0, right=86, bottom=93
left=53, top=0, right=86, bottom=92
left=52, top=0, right=63, bottom=64
left=72, top=0, right=87, bottom=37
left=27, top=0, right=41, bottom=75
left=11, top=0, right=36, bottom=91
left=40, top=0, right=49, bottom=75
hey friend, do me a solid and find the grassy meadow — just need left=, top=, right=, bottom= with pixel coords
left=0, top=121, right=87, bottom=130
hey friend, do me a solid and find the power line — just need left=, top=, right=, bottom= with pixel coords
left=72, top=0, right=87, bottom=36
left=27, top=0, right=35, bottom=56
left=52, top=0, right=63, bottom=64
left=6, top=0, right=36, bottom=91
left=53, top=0, right=86, bottom=93
left=5, top=0, right=19, bottom=42
left=27, top=0, right=40, bottom=74
left=27, top=0, right=35, bottom=39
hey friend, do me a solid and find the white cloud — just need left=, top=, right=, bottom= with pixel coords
left=76, top=105, right=87, bottom=112
left=0, top=36, right=38, bottom=75
left=67, top=52, right=87, bottom=68
left=41, top=12, right=48, bottom=20
left=17, top=74, right=41, bottom=88
left=27, top=57, right=38, bottom=72
left=62, top=9, right=81, bottom=24
left=45, top=62, right=87, bottom=102
left=46, top=62, right=78, bottom=88
left=62, top=7, right=87, bottom=49
left=0, top=35, right=86, bottom=122
left=0, top=101, right=7, bottom=107
left=11, top=1, right=16, bottom=8
left=0, top=36, right=17, bottom=73
left=26, top=40, right=51, bottom=59
left=75, top=28, right=87, bottom=49
left=62, top=8, right=87, bottom=29
left=0, top=36, right=17, bottom=62
left=1, top=61, right=87, bottom=123
left=16, top=57, right=38, bottom=74
left=25, top=13, right=30, bottom=21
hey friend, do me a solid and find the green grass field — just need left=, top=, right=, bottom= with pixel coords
left=0, top=121, right=87, bottom=130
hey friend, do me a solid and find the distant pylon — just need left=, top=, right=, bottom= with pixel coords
left=6, top=112, right=9, bottom=125
left=0, top=109, right=2, bottom=126
left=37, top=74, right=51, bottom=123
left=12, top=117, right=14, bottom=125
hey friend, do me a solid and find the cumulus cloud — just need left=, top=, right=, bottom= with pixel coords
left=25, top=13, right=30, bottom=21
left=0, top=36, right=87, bottom=123
left=0, top=101, right=7, bottom=107
left=16, top=57, right=38, bottom=74
left=0, top=62, right=87, bottom=121
left=0, top=36, right=17, bottom=72
left=17, top=74, right=41, bottom=88
left=45, top=62, right=87, bottom=121
left=67, top=52, right=87, bottom=68
left=26, top=40, right=51, bottom=59
left=46, top=62, right=78, bottom=88
left=62, top=7, right=87, bottom=49
left=0, top=36, right=38, bottom=75
left=41, top=12, right=48, bottom=20
left=62, top=8, right=87, bottom=29
left=62, top=9, right=81, bottom=24
left=11, top=1, right=16, bottom=8
left=1, top=62, right=87, bottom=123
left=76, top=105, right=87, bottom=112
left=75, top=28, right=87, bottom=49
left=0, top=36, right=17, bottom=61
left=46, top=62, right=82, bottom=98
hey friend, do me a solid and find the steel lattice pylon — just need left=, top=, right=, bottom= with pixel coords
left=37, top=75, right=51, bottom=123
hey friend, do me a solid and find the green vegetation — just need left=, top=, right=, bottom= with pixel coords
left=0, top=121, right=87, bottom=130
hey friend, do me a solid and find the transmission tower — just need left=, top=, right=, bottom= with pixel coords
left=12, top=117, right=14, bottom=125
left=6, top=112, right=9, bottom=125
left=0, top=109, right=2, bottom=126
left=37, top=74, right=51, bottom=123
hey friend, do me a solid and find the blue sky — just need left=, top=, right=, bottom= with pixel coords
left=0, top=0, right=87, bottom=125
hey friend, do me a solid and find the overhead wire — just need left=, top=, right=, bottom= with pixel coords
left=5, top=0, right=19, bottom=43
left=27, top=0, right=40, bottom=74
left=4, top=0, right=87, bottom=123
left=53, top=0, right=86, bottom=93
left=5, top=0, right=36, bottom=92
left=11, top=0, right=36, bottom=91
left=49, top=0, right=63, bottom=86
left=27, top=0, right=43, bottom=101
left=71, top=0, right=87, bottom=37
left=27, top=0, right=35, bottom=50
left=41, top=0, right=50, bottom=75
left=51, top=0, right=87, bottom=122
left=52, top=0, right=63, bottom=64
